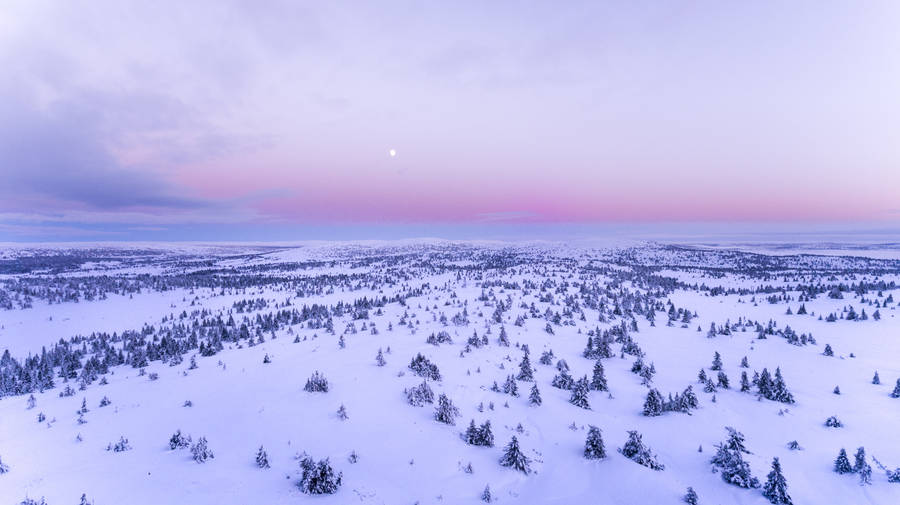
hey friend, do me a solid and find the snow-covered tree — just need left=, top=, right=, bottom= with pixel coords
left=683, top=487, right=698, bottom=505
left=191, top=436, right=214, bottom=463
left=711, top=427, right=758, bottom=488
left=583, top=425, right=606, bottom=459
left=762, top=457, right=792, bottom=504
left=529, top=384, right=542, bottom=406
left=169, top=429, right=191, bottom=450
left=499, top=436, right=531, bottom=474
left=516, top=352, right=534, bottom=382
left=298, top=456, right=342, bottom=494
left=256, top=446, right=270, bottom=469
left=569, top=376, right=591, bottom=409
left=834, top=448, right=852, bottom=474
left=619, top=430, right=664, bottom=470
left=434, top=393, right=460, bottom=425
left=304, top=371, right=329, bottom=393
left=643, top=389, right=664, bottom=417
left=711, top=351, right=723, bottom=371
left=590, top=360, right=608, bottom=391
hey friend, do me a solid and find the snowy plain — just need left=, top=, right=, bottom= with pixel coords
left=1, top=241, right=899, bottom=505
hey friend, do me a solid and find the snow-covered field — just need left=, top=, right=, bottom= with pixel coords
left=1, top=241, right=899, bottom=504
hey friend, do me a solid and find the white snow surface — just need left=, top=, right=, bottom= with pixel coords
left=1, top=241, right=899, bottom=505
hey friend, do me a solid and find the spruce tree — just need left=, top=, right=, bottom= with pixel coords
left=499, top=436, right=531, bottom=474
left=872, top=371, right=880, bottom=385
left=481, top=484, right=493, bottom=502
left=583, top=425, right=606, bottom=459
left=717, top=371, right=730, bottom=389
left=740, top=371, right=751, bottom=392
left=529, top=384, right=542, bottom=406
left=762, top=457, right=792, bottom=504
left=191, top=436, right=214, bottom=463
left=503, top=375, right=519, bottom=397
left=434, top=393, right=460, bottom=425
left=569, top=376, right=591, bottom=410
left=711, top=427, right=758, bottom=488
left=834, top=448, right=852, bottom=474
left=478, top=420, right=495, bottom=447
left=891, top=378, right=900, bottom=398
left=619, top=430, right=664, bottom=470
left=711, top=351, right=723, bottom=371
left=464, top=420, right=480, bottom=445
left=590, top=360, right=608, bottom=391
left=516, top=352, right=534, bottom=382
left=853, top=447, right=867, bottom=473
left=643, top=389, right=663, bottom=416
left=683, top=487, right=698, bottom=505
left=256, top=446, right=270, bottom=469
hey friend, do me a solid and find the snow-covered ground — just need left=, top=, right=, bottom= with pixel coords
left=1, top=241, right=899, bottom=504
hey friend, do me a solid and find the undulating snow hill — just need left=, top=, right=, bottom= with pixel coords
left=1, top=242, right=899, bottom=504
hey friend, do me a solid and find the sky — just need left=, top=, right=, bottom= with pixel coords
left=1, top=1, right=899, bottom=242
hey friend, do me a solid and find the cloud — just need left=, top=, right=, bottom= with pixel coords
left=0, top=78, right=216, bottom=212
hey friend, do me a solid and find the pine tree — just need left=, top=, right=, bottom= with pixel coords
left=823, top=344, right=834, bottom=356
left=891, top=378, right=900, bottom=398
left=464, top=419, right=480, bottom=445
left=498, top=326, right=509, bottom=347
left=478, top=420, right=495, bottom=447
left=853, top=447, right=867, bottom=473
left=256, top=446, right=270, bottom=468
left=872, top=371, right=880, bottom=384
left=583, top=425, right=606, bottom=459
left=434, top=393, right=460, bottom=425
left=757, top=368, right=773, bottom=398
left=0, top=455, right=8, bottom=474
left=569, top=376, right=591, bottom=410
left=481, top=484, right=493, bottom=502
left=711, top=352, right=723, bottom=371
left=169, top=429, right=191, bottom=450
left=503, top=375, right=519, bottom=397
left=499, top=436, right=531, bottom=474
left=717, top=371, right=730, bottom=389
left=740, top=371, right=751, bottom=392
left=516, top=352, right=534, bottom=382
left=590, top=360, right=608, bottom=391
left=740, top=356, right=749, bottom=368
left=336, top=404, right=349, bottom=420
left=375, top=348, right=386, bottom=366
left=762, top=457, right=792, bottom=504
left=711, top=427, right=758, bottom=488
left=643, top=389, right=663, bottom=416
left=191, top=436, right=214, bottom=463
left=683, top=487, right=698, bottom=505
left=619, top=430, right=664, bottom=470
left=834, top=448, right=852, bottom=474
left=529, top=384, right=542, bottom=406
left=859, top=462, right=873, bottom=485
left=772, top=368, right=794, bottom=404
left=298, top=456, right=342, bottom=494
left=304, top=371, right=329, bottom=393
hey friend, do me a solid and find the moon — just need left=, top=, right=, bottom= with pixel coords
left=389, top=149, right=397, bottom=158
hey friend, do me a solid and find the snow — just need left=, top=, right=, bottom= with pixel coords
left=1, top=242, right=899, bottom=504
